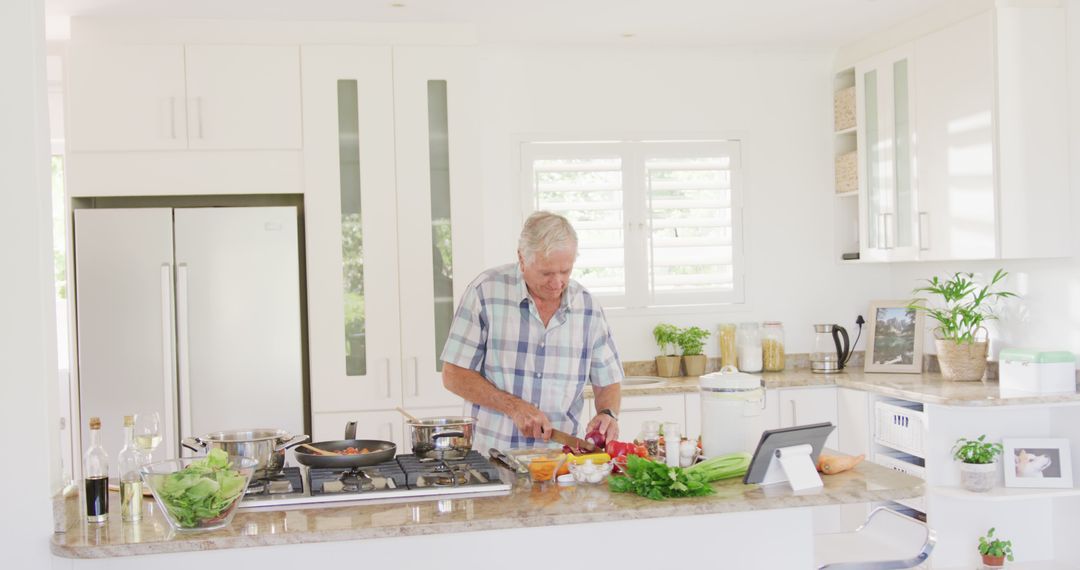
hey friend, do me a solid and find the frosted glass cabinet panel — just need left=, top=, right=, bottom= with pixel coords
left=855, top=45, right=918, bottom=262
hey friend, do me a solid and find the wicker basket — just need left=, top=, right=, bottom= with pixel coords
left=935, top=335, right=989, bottom=381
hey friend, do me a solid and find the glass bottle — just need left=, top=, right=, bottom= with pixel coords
left=118, top=415, right=143, bottom=522
left=641, top=420, right=661, bottom=459
left=718, top=323, right=737, bottom=369
left=736, top=322, right=763, bottom=373
left=83, top=417, right=109, bottom=524
left=762, top=321, right=786, bottom=372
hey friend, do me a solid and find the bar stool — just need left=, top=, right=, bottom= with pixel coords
left=815, top=507, right=936, bottom=569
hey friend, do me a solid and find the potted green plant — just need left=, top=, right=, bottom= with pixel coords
left=908, top=269, right=1016, bottom=381
left=952, top=435, right=1003, bottom=492
left=653, top=324, right=682, bottom=377
left=978, top=527, right=1014, bottom=567
left=677, top=326, right=711, bottom=376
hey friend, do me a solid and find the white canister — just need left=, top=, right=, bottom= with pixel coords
left=699, top=366, right=765, bottom=458
left=999, top=349, right=1076, bottom=395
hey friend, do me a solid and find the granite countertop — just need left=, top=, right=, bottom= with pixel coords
left=611, top=366, right=1080, bottom=406
left=51, top=460, right=922, bottom=559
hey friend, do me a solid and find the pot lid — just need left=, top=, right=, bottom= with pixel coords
left=700, top=366, right=762, bottom=391
left=999, top=349, right=1075, bottom=364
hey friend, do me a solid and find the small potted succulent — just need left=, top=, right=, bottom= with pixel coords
left=677, top=326, right=710, bottom=376
left=952, top=434, right=1003, bottom=492
left=653, top=323, right=682, bottom=377
left=978, top=527, right=1014, bottom=567
left=908, top=269, right=1016, bottom=381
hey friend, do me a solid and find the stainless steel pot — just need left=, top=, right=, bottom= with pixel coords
left=407, top=417, right=476, bottom=460
left=182, top=429, right=308, bottom=479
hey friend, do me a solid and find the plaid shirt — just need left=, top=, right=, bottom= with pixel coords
left=441, top=263, right=623, bottom=451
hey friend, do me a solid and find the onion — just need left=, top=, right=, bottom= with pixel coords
left=585, top=429, right=606, bottom=450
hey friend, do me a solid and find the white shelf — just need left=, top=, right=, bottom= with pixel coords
left=934, top=485, right=1080, bottom=502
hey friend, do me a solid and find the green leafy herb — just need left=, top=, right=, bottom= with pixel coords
left=608, top=454, right=714, bottom=500
left=653, top=324, right=680, bottom=356
left=676, top=326, right=711, bottom=356
left=156, top=449, right=248, bottom=528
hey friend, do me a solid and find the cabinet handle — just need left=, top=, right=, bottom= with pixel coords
left=159, top=264, right=176, bottom=455
left=385, top=422, right=394, bottom=441
left=168, top=97, right=177, bottom=139
left=790, top=400, right=798, bottom=425
left=196, top=97, right=204, bottom=139
left=621, top=407, right=663, bottom=413
left=918, top=212, right=930, bottom=251
left=384, top=358, right=392, bottom=398
left=176, top=263, right=192, bottom=447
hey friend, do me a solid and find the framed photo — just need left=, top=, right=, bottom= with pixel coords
left=1003, top=438, right=1073, bottom=489
left=864, top=300, right=924, bottom=373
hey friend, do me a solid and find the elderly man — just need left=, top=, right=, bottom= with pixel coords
left=441, top=211, right=623, bottom=451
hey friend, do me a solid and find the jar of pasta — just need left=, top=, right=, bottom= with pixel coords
left=718, top=323, right=737, bottom=369
left=762, top=321, right=786, bottom=372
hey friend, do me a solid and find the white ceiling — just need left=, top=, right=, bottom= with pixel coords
left=45, top=0, right=947, bottom=46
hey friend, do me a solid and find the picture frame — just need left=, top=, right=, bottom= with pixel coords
left=1003, top=438, right=1074, bottom=489
left=864, top=300, right=924, bottom=373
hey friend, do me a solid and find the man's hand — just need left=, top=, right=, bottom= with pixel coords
left=508, top=400, right=552, bottom=440
left=585, top=412, right=619, bottom=443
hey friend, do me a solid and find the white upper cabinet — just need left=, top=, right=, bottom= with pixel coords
left=855, top=45, right=919, bottom=262
left=393, top=46, right=483, bottom=410
left=68, top=44, right=188, bottom=151
left=913, top=12, right=997, bottom=261
left=67, top=43, right=301, bottom=152
left=184, top=45, right=302, bottom=150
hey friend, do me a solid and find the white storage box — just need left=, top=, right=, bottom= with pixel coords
left=874, top=401, right=926, bottom=458
left=999, top=349, right=1076, bottom=395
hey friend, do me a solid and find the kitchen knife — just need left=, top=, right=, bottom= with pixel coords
left=545, top=428, right=596, bottom=453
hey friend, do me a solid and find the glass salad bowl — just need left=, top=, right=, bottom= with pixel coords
left=140, top=450, right=256, bottom=531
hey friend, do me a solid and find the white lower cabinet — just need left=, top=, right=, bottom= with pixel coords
left=587, top=393, right=686, bottom=439
left=778, top=386, right=839, bottom=450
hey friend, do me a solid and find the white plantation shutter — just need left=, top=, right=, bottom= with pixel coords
left=522, top=140, right=742, bottom=308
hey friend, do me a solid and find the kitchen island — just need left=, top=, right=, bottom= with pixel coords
left=52, top=459, right=922, bottom=568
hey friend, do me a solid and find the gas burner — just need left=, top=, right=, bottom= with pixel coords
left=419, top=469, right=469, bottom=487
left=246, top=480, right=267, bottom=494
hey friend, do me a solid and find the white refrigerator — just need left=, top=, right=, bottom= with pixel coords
left=73, top=206, right=305, bottom=460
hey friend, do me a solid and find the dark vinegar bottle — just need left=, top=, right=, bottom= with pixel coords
left=84, top=417, right=109, bottom=524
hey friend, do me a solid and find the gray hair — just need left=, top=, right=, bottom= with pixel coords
left=518, top=211, right=578, bottom=264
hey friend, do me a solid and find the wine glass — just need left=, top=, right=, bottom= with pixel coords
left=133, top=412, right=163, bottom=461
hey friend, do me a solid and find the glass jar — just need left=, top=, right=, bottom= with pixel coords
left=718, top=323, right=737, bottom=369
left=736, top=322, right=763, bottom=373
left=641, top=420, right=661, bottom=459
left=762, top=321, right=786, bottom=372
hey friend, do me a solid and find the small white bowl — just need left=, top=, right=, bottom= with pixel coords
left=567, top=459, right=613, bottom=484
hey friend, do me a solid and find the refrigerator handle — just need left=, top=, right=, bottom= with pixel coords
left=411, top=357, right=420, bottom=397
left=384, top=358, right=392, bottom=399
left=176, top=263, right=193, bottom=448
left=160, top=264, right=177, bottom=457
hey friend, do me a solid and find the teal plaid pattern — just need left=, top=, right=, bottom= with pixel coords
left=441, top=263, right=623, bottom=451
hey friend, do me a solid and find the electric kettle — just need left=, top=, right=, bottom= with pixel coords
left=811, top=323, right=855, bottom=374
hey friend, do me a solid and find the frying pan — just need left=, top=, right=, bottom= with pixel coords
left=293, top=421, right=396, bottom=469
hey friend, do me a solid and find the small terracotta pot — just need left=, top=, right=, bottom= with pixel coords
left=655, top=355, right=682, bottom=377
left=981, top=553, right=1005, bottom=567
left=682, top=354, right=707, bottom=376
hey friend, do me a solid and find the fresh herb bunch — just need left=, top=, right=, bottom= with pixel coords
left=908, top=269, right=1016, bottom=344
left=653, top=324, right=680, bottom=356
left=676, top=326, right=711, bottom=356
left=952, top=435, right=1003, bottom=465
left=978, top=527, right=1015, bottom=562
left=608, top=454, right=714, bottom=500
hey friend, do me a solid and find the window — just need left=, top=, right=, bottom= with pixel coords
left=522, top=140, right=743, bottom=308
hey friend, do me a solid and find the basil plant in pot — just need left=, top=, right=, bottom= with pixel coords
left=978, top=527, right=1014, bottom=567
left=677, top=326, right=711, bottom=377
left=952, top=435, right=1003, bottom=492
left=653, top=324, right=682, bottom=377
left=908, top=270, right=1016, bottom=381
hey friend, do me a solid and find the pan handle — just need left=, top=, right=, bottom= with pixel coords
left=433, top=431, right=465, bottom=440
left=345, top=421, right=358, bottom=440
left=181, top=436, right=206, bottom=453
left=275, top=434, right=309, bottom=452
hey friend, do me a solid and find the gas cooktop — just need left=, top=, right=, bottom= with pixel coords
left=239, top=450, right=511, bottom=509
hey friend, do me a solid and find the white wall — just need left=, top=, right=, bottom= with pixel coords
left=0, top=0, right=63, bottom=565
left=886, top=0, right=1080, bottom=360
left=476, top=45, right=893, bottom=360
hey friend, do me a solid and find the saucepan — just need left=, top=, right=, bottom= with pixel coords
left=292, top=421, right=397, bottom=469
left=181, top=429, right=308, bottom=479
left=406, top=416, right=476, bottom=460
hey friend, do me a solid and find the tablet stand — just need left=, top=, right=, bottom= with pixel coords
left=759, top=444, right=823, bottom=491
